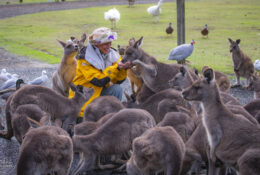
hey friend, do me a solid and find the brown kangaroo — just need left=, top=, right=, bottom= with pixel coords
left=9, top=84, right=94, bottom=133
left=124, top=88, right=190, bottom=123
left=169, top=66, right=241, bottom=106
left=122, top=36, right=181, bottom=103
left=52, top=34, right=86, bottom=97
left=202, top=66, right=230, bottom=92
left=182, top=67, right=260, bottom=175
left=247, top=74, right=260, bottom=99
left=126, top=37, right=144, bottom=97
left=17, top=118, right=73, bottom=175
left=228, top=38, right=254, bottom=88
left=83, top=96, right=124, bottom=122
left=72, top=108, right=156, bottom=175
left=127, top=126, right=185, bottom=175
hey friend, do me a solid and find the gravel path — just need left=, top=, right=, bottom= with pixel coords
left=0, top=0, right=255, bottom=174
left=0, top=0, right=173, bottom=19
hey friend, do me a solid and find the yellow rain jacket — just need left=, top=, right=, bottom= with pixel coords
left=68, top=52, right=127, bottom=117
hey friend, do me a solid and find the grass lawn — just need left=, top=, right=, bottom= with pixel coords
left=0, top=0, right=259, bottom=76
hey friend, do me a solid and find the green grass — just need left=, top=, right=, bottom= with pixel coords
left=0, top=0, right=260, bottom=75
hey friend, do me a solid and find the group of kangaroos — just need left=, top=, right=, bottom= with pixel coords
left=0, top=33, right=260, bottom=175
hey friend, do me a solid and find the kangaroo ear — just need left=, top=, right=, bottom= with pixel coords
left=40, top=114, right=51, bottom=126
left=69, top=83, right=77, bottom=92
left=236, top=39, right=241, bottom=45
left=27, top=117, right=41, bottom=128
left=193, top=68, right=199, bottom=75
left=57, top=39, right=66, bottom=48
left=129, top=37, right=136, bottom=46
left=228, top=38, right=233, bottom=44
left=124, top=91, right=131, bottom=101
left=203, top=68, right=214, bottom=84
left=80, top=33, right=87, bottom=43
left=134, top=36, right=143, bottom=49
left=180, top=66, right=186, bottom=76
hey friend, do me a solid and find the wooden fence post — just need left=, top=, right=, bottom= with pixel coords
left=177, top=0, right=185, bottom=45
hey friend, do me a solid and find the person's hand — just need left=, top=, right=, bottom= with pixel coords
left=118, top=61, right=131, bottom=69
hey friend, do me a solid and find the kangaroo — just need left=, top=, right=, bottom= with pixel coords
left=72, top=108, right=156, bottom=175
left=124, top=88, right=190, bottom=123
left=157, top=110, right=197, bottom=143
left=228, top=38, right=254, bottom=88
left=182, top=67, right=260, bottom=174
left=9, top=84, right=94, bottom=133
left=169, top=66, right=241, bottom=106
left=17, top=118, right=73, bottom=175
left=12, top=104, right=49, bottom=144
left=247, top=74, right=260, bottom=99
left=75, top=112, right=115, bottom=136
left=83, top=96, right=125, bottom=122
left=244, top=98, right=260, bottom=123
left=122, top=36, right=181, bottom=102
left=202, top=66, right=230, bottom=92
left=126, top=37, right=144, bottom=97
left=52, top=33, right=86, bottom=97
left=127, top=126, right=185, bottom=175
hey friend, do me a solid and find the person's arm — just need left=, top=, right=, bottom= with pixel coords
left=79, top=61, right=110, bottom=87
left=103, top=58, right=129, bottom=84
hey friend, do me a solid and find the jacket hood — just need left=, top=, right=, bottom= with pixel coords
left=85, top=42, right=119, bottom=71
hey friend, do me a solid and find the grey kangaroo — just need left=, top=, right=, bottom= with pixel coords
left=122, top=36, right=181, bottom=102
left=228, top=38, right=254, bottom=88
left=182, top=67, right=260, bottom=175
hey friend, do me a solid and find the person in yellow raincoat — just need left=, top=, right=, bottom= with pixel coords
left=69, top=27, right=131, bottom=123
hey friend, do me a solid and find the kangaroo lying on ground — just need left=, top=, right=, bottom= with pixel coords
left=228, top=38, right=254, bottom=88
left=17, top=118, right=73, bottom=175
left=9, top=84, right=93, bottom=133
left=83, top=96, right=125, bottom=122
left=52, top=34, right=86, bottom=97
left=182, top=67, right=260, bottom=175
left=72, top=108, right=156, bottom=175
left=127, top=126, right=185, bottom=175
left=122, top=36, right=181, bottom=102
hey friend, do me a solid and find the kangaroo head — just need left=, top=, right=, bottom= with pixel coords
left=70, top=83, right=94, bottom=102
left=168, top=66, right=194, bottom=90
left=182, top=68, right=216, bottom=102
left=57, top=39, right=79, bottom=56
left=228, top=38, right=240, bottom=53
left=122, top=36, right=143, bottom=64
left=248, top=74, right=260, bottom=91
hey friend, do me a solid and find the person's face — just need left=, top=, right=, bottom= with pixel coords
left=96, top=42, right=112, bottom=54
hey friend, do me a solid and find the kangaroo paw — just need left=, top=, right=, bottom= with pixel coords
left=231, top=84, right=241, bottom=88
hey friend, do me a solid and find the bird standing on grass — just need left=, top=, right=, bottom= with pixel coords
left=168, top=40, right=195, bottom=64
left=166, top=22, right=174, bottom=35
left=147, top=0, right=163, bottom=23
left=201, top=24, right=209, bottom=38
left=104, top=8, right=120, bottom=29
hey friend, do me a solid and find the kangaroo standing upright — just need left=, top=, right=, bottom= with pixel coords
left=182, top=68, right=260, bottom=175
left=228, top=38, right=254, bottom=88
left=52, top=34, right=86, bottom=97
